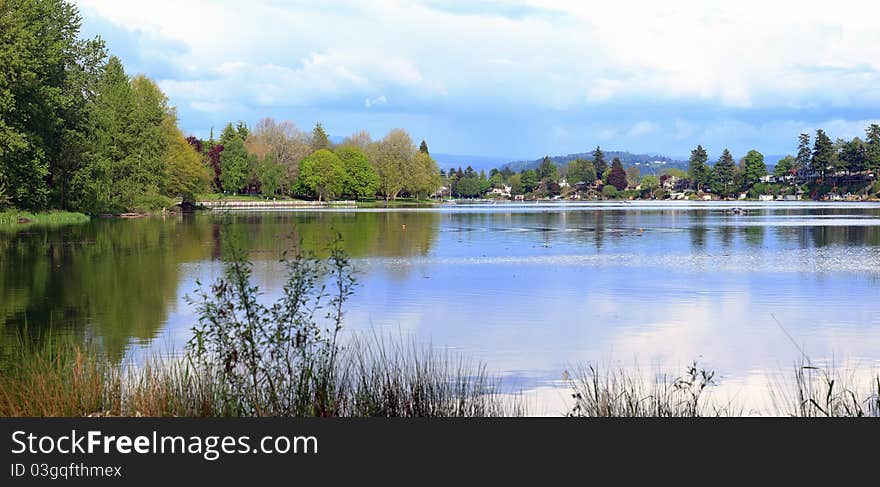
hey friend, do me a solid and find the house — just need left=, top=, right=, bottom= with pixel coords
left=486, top=185, right=512, bottom=198
left=661, top=175, right=679, bottom=189
left=758, top=194, right=774, bottom=201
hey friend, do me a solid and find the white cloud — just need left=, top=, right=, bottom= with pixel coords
left=364, top=95, right=387, bottom=108
left=73, top=0, right=880, bottom=154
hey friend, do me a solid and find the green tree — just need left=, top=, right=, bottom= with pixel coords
left=537, top=157, right=558, bottom=182
left=711, top=149, right=736, bottom=195
left=640, top=175, right=660, bottom=196
left=566, top=158, right=596, bottom=185
left=409, top=151, right=441, bottom=199
left=299, top=149, right=344, bottom=201
left=742, top=150, right=767, bottom=186
left=521, top=169, right=538, bottom=193
left=0, top=0, right=106, bottom=210
left=419, top=140, right=429, bottom=155
left=335, top=146, right=378, bottom=199
left=796, top=133, right=811, bottom=172
left=162, top=118, right=210, bottom=204
left=607, top=157, right=628, bottom=191
left=688, top=145, right=709, bottom=191
left=508, top=173, right=523, bottom=195
left=601, top=184, right=618, bottom=199
left=71, top=61, right=173, bottom=212
left=866, top=124, right=880, bottom=173
left=774, top=155, right=795, bottom=178
left=311, top=122, right=331, bottom=151
left=593, top=146, right=607, bottom=176
left=219, top=136, right=251, bottom=194
left=370, top=129, right=415, bottom=201
left=811, top=129, right=835, bottom=177
left=838, top=137, right=867, bottom=174
left=255, top=154, right=284, bottom=197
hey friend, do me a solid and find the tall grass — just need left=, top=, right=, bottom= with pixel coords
left=770, top=362, right=880, bottom=417
left=0, top=210, right=89, bottom=229
left=565, top=362, right=738, bottom=417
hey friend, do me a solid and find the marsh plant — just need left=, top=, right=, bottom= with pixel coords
left=566, top=361, right=728, bottom=417
left=771, top=363, right=880, bottom=417
left=186, top=235, right=355, bottom=416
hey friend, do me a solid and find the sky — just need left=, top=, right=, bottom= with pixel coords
left=74, top=0, right=880, bottom=161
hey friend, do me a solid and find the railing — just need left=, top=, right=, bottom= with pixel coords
left=198, top=200, right=357, bottom=210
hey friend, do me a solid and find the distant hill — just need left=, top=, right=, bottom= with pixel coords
left=432, top=153, right=514, bottom=172
left=503, top=151, right=688, bottom=176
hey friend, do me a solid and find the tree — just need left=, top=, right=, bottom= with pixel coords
left=742, top=150, right=767, bottom=186
left=0, top=0, right=106, bottom=210
left=593, top=146, right=607, bottom=176
left=607, top=157, right=628, bottom=191
left=537, top=157, right=558, bottom=181
left=370, top=129, right=415, bottom=201
left=298, top=149, right=343, bottom=201
left=219, top=137, right=251, bottom=194
left=162, top=117, right=210, bottom=204
left=796, top=133, right=811, bottom=172
left=566, top=158, right=596, bottom=185
left=601, top=185, right=618, bottom=199
left=838, top=137, right=867, bottom=174
left=521, top=169, right=538, bottom=193
left=311, top=122, right=331, bottom=151
left=774, top=155, right=795, bottom=178
left=71, top=61, right=173, bottom=212
left=688, top=145, right=709, bottom=191
left=246, top=118, right=310, bottom=195
left=335, top=146, right=378, bottom=199
left=866, top=124, right=880, bottom=173
left=254, top=154, right=284, bottom=197
left=341, top=130, right=372, bottom=151
left=508, top=173, right=523, bottom=195
left=419, top=140, right=429, bottom=155
left=625, top=166, right=641, bottom=187
left=640, top=175, right=660, bottom=196
left=811, top=129, right=835, bottom=177
left=409, top=151, right=441, bottom=199
left=711, top=149, right=736, bottom=195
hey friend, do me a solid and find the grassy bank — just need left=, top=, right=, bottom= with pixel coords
left=0, top=210, right=90, bottom=230
left=0, top=336, right=519, bottom=417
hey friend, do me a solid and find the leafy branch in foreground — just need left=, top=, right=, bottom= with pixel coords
left=186, top=234, right=355, bottom=417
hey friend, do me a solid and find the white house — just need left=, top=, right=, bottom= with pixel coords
left=487, top=185, right=512, bottom=198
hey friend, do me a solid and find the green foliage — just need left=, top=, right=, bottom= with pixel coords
left=220, top=137, right=251, bottom=194
left=593, top=146, right=607, bottom=175
left=774, top=155, right=795, bottom=178
left=409, top=151, right=441, bottom=199
left=311, top=122, right=331, bottom=151
left=811, top=129, right=835, bottom=177
left=601, top=184, right=619, bottom=198
left=711, top=149, right=736, bottom=195
left=640, top=175, right=660, bottom=190
left=867, top=124, right=880, bottom=172
left=688, top=145, right=709, bottom=191
left=0, top=0, right=106, bottom=210
left=520, top=169, right=538, bottom=193
left=335, top=146, right=378, bottom=199
left=163, top=117, right=210, bottom=204
left=566, top=158, right=596, bottom=185
left=507, top=173, right=523, bottom=195
left=299, top=149, right=344, bottom=201
left=742, top=150, right=767, bottom=186
left=371, top=129, right=414, bottom=201
left=537, top=157, right=558, bottom=182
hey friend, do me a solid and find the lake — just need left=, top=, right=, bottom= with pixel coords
left=3, top=201, right=880, bottom=413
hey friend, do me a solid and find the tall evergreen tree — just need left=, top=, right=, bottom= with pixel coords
left=865, top=124, right=880, bottom=173
left=811, top=129, right=835, bottom=177
left=688, top=145, right=709, bottom=190
left=711, top=148, right=736, bottom=195
left=593, top=146, right=607, bottom=176
left=311, top=122, right=330, bottom=151
left=607, top=157, right=628, bottom=191
left=796, top=133, right=811, bottom=172
left=419, top=140, right=429, bottom=155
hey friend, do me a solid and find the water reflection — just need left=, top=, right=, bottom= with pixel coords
left=1, top=204, right=879, bottom=405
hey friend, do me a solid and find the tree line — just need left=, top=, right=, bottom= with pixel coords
left=200, top=120, right=441, bottom=203
left=0, top=0, right=441, bottom=214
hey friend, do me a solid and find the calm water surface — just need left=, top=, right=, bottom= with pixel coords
left=3, top=202, right=880, bottom=412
